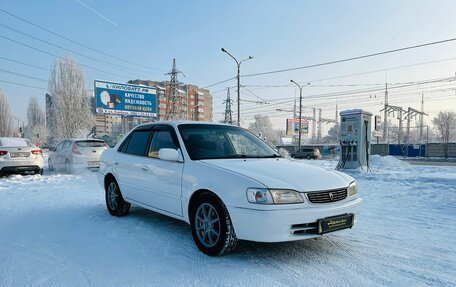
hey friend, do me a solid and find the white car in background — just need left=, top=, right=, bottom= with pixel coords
left=98, top=122, right=362, bottom=256
left=49, top=139, right=108, bottom=173
left=0, top=137, right=44, bottom=175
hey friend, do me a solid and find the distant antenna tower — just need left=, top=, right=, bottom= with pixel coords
left=165, top=58, right=184, bottom=120
left=223, top=87, right=233, bottom=124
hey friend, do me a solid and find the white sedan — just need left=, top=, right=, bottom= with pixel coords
left=0, top=137, right=44, bottom=175
left=98, top=122, right=362, bottom=256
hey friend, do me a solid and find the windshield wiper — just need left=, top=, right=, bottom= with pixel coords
left=255, top=154, right=282, bottom=158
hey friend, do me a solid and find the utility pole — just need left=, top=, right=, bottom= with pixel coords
left=420, top=93, right=424, bottom=142
left=165, top=58, right=184, bottom=120
left=312, top=108, right=316, bottom=143
left=383, top=83, right=388, bottom=140
left=405, top=106, right=428, bottom=144
left=290, top=80, right=304, bottom=150
left=221, top=48, right=253, bottom=126
left=223, top=87, right=233, bottom=124
left=293, top=96, right=297, bottom=120
left=317, top=108, right=322, bottom=143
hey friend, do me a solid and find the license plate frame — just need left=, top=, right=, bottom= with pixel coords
left=88, top=161, right=100, bottom=168
left=317, top=213, right=354, bottom=235
left=10, top=152, right=30, bottom=158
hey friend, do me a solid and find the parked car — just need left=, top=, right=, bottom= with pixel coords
left=49, top=139, right=108, bottom=173
left=291, top=147, right=322, bottom=159
left=98, top=122, right=362, bottom=256
left=0, top=137, right=44, bottom=175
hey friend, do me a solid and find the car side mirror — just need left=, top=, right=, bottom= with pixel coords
left=158, top=148, right=182, bottom=162
left=49, top=147, right=56, bottom=152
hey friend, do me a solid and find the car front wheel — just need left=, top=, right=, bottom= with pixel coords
left=190, top=193, right=237, bottom=256
left=105, top=179, right=130, bottom=216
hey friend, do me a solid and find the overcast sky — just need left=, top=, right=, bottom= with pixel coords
left=1, top=0, right=456, bottom=133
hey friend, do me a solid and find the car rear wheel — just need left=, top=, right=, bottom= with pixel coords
left=65, top=160, right=72, bottom=174
left=105, top=179, right=130, bottom=216
left=48, top=159, right=54, bottom=171
left=190, top=193, right=237, bottom=256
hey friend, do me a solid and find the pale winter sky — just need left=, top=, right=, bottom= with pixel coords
left=1, top=1, right=456, bottom=136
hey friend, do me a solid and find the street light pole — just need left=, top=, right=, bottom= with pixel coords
left=221, top=48, right=253, bottom=126
left=290, top=80, right=303, bottom=150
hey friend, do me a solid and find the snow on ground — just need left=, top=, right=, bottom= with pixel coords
left=0, top=156, right=455, bottom=286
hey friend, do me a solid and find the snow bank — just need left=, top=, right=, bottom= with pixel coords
left=0, top=160, right=455, bottom=286
left=369, top=155, right=410, bottom=168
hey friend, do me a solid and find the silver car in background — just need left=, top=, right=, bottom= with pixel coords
left=49, top=139, right=108, bottom=173
left=0, top=137, right=44, bottom=176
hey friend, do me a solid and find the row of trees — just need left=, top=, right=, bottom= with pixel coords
left=0, top=56, right=94, bottom=145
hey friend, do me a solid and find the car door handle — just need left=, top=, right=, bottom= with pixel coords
left=114, top=161, right=119, bottom=165
left=141, top=166, right=148, bottom=171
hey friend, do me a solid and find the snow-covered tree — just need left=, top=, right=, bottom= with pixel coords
left=0, top=90, right=13, bottom=137
left=47, top=56, right=94, bottom=144
left=25, top=96, right=48, bottom=145
left=321, top=124, right=339, bottom=144
left=432, top=111, right=456, bottom=158
left=27, top=96, right=45, bottom=128
left=248, top=114, right=277, bottom=145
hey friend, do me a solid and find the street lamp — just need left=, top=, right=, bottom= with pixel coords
left=221, top=48, right=253, bottom=126
left=290, top=80, right=308, bottom=150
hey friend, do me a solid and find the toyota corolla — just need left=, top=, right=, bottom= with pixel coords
left=98, top=122, right=362, bottom=256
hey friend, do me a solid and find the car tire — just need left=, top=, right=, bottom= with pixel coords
left=105, top=178, right=130, bottom=217
left=48, top=159, right=54, bottom=171
left=190, top=192, right=237, bottom=256
left=65, top=160, right=72, bottom=174
left=37, top=169, right=43, bottom=175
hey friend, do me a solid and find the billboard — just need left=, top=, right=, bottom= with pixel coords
left=286, top=119, right=309, bottom=135
left=95, top=80, right=157, bottom=117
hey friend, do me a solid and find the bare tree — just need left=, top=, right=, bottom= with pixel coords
left=48, top=56, right=94, bottom=144
left=0, top=90, right=13, bottom=137
left=432, top=111, right=456, bottom=158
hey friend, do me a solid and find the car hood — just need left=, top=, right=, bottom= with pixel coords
left=200, top=158, right=353, bottom=192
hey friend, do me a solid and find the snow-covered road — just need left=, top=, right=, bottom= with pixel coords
left=0, top=156, right=455, bottom=286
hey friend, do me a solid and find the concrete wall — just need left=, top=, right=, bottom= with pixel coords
left=427, top=143, right=456, bottom=157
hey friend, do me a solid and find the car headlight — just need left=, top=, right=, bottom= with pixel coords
left=247, top=188, right=304, bottom=204
left=348, top=181, right=358, bottom=196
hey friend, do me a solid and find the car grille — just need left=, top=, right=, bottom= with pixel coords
left=306, top=188, right=347, bottom=203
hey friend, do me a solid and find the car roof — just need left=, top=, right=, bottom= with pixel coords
left=133, top=120, right=238, bottom=130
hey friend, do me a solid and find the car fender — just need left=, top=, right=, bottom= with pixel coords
left=181, top=160, right=267, bottom=224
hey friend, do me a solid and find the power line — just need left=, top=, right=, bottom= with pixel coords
left=0, top=56, right=51, bottom=71
left=0, top=67, right=48, bottom=82
left=243, top=37, right=456, bottom=78
left=0, top=8, right=165, bottom=73
left=204, top=41, right=456, bottom=90
left=0, top=33, right=129, bottom=79
left=0, top=22, right=152, bottom=77
left=0, top=79, right=47, bottom=91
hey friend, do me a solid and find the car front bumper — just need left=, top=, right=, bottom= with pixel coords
left=228, top=197, right=363, bottom=242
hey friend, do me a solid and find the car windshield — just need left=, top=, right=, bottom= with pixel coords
left=75, top=140, right=106, bottom=147
left=178, top=124, right=281, bottom=160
